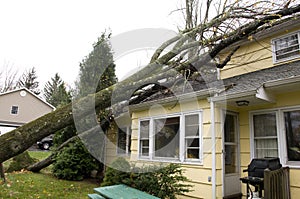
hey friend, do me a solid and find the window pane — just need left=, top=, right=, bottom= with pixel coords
left=186, top=138, right=199, bottom=159
left=154, top=117, right=180, bottom=158
left=117, top=128, right=126, bottom=154
left=140, top=140, right=149, bottom=156
left=11, top=106, right=18, bottom=114
left=274, top=33, right=300, bottom=61
left=140, top=120, right=149, bottom=157
left=284, top=110, right=300, bottom=161
left=225, top=145, right=237, bottom=174
left=140, top=120, right=149, bottom=138
left=185, top=114, right=199, bottom=137
left=253, top=113, right=278, bottom=158
left=224, top=114, right=235, bottom=143
left=255, top=138, right=278, bottom=158
left=187, top=149, right=199, bottom=159
left=253, top=113, right=277, bottom=137
left=186, top=138, right=199, bottom=147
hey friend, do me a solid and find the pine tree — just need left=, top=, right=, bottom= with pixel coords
left=75, top=32, right=117, bottom=97
left=17, top=67, right=40, bottom=95
left=52, top=32, right=117, bottom=181
left=44, top=73, right=71, bottom=107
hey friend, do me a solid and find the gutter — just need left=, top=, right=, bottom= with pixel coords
left=263, top=75, right=300, bottom=88
left=209, top=90, right=257, bottom=103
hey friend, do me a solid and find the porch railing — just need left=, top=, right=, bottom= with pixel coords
left=264, top=167, right=290, bottom=199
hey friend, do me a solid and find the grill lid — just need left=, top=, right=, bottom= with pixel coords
left=246, top=157, right=282, bottom=178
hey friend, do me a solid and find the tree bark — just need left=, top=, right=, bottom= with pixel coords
left=0, top=163, right=5, bottom=182
left=27, top=135, right=80, bottom=172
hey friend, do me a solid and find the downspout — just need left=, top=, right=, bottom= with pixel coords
left=210, top=100, right=216, bottom=199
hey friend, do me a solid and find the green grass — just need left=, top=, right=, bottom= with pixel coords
left=1, top=150, right=98, bottom=199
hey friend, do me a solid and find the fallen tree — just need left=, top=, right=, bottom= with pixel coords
left=1, top=0, right=300, bottom=164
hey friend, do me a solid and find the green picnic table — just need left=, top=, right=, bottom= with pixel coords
left=88, top=184, right=160, bottom=199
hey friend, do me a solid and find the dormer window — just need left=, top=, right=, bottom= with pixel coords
left=272, top=31, right=300, bottom=63
left=11, top=106, right=19, bottom=115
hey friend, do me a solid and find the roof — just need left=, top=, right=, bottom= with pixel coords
left=213, top=60, right=300, bottom=97
left=0, top=87, right=55, bottom=110
left=130, top=60, right=300, bottom=110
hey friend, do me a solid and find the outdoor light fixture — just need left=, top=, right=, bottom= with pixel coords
left=236, top=100, right=249, bottom=106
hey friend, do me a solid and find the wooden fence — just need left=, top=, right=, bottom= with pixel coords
left=264, top=167, right=290, bottom=199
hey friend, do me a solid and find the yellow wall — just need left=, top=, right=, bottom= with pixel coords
left=128, top=99, right=225, bottom=199
left=219, top=27, right=300, bottom=79
left=238, top=91, right=300, bottom=198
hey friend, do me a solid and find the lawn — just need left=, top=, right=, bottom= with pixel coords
left=0, top=151, right=98, bottom=199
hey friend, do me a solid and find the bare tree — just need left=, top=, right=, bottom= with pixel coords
left=1, top=0, right=300, bottom=163
left=0, top=63, right=19, bottom=93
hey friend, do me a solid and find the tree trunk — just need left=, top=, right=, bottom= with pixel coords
left=0, top=163, right=5, bottom=182
left=27, top=135, right=80, bottom=172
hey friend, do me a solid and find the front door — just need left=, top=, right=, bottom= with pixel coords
left=223, top=112, right=241, bottom=197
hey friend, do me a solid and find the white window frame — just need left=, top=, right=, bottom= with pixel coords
left=279, top=107, right=300, bottom=167
left=250, top=111, right=280, bottom=159
left=11, top=105, right=19, bottom=115
left=250, top=107, right=300, bottom=168
left=138, top=111, right=203, bottom=164
left=272, top=31, right=300, bottom=63
left=117, top=126, right=131, bottom=156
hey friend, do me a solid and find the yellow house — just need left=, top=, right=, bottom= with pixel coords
left=104, top=17, right=300, bottom=199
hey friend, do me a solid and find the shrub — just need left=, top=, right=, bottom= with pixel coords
left=52, top=140, right=98, bottom=181
left=101, top=157, right=131, bottom=186
left=101, top=158, right=192, bottom=199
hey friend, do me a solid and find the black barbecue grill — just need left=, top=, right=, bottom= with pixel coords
left=240, top=157, right=282, bottom=198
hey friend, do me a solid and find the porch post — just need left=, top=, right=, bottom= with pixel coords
left=210, top=101, right=216, bottom=199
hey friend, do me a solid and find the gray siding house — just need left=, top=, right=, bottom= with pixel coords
left=0, top=88, right=55, bottom=135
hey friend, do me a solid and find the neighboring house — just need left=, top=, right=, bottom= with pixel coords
left=0, top=88, right=55, bottom=135
left=105, top=17, right=300, bottom=199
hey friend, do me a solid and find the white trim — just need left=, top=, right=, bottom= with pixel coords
left=137, top=110, right=203, bottom=165
left=249, top=110, right=280, bottom=159
left=250, top=105, right=300, bottom=168
left=272, top=30, right=300, bottom=63
left=222, top=111, right=241, bottom=197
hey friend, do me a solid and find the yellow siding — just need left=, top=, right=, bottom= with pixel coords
left=219, top=27, right=300, bottom=79
left=236, top=91, right=300, bottom=198
left=123, top=99, right=222, bottom=199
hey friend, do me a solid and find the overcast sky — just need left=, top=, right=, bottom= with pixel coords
left=0, top=0, right=183, bottom=88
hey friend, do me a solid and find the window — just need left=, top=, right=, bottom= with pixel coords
left=252, top=113, right=278, bottom=158
left=272, top=32, right=300, bottom=62
left=154, top=117, right=180, bottom=159
left=185, top=114, right=200, bottom=160
left=117, top=127, right=131, bottom=155
left=11, top=106, right=19, bottom=115
left=138, top=112, right=202, bottom=163
left=140, top=120, right=150, bottom=157
left=251, top=108, right=300, bottom=166
left=284, top=110, right=300, bottom=162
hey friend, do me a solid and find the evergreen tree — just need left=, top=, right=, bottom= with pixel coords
left=53, top=32, right=117, bottom=181
left=75, top=32, right=117, bottom=97
left=44, top=73, right=71, bottom=107
left=17, top=67, right=40, bottom=95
